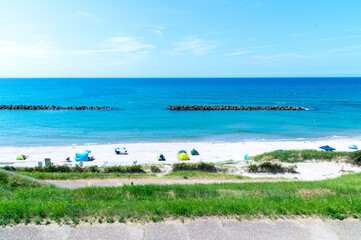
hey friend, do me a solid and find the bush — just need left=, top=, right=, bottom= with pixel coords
left=87, top=166, right=99, bottom=173
left=248, top=161, right=297, bottom=173
left=104, top=165, right=145, bottom=173
left=56, top=165, right=71, bottom=173
left=44, top=163, right=57, bottom=172
left=150, top=165, right=161, bottom=173
left=72, top=165, right=85, bottom=173
left=3, top=166, right=16, bottom=171
left=172, top=162, right=216, bottom=172
left=350, top=150, right=361, bottom=164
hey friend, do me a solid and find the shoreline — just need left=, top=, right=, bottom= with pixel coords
left=0, top=137, right=360, bottom=181
left=1, top=134, right=361, bottom=148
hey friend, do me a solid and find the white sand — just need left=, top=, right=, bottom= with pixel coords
left=1, top=137, right=360, bottom=181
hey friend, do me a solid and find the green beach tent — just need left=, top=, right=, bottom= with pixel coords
left=157, top=154, right=166, bottom=161
left=177, top=150, right=190, bottom=160
left=191, top=149, right=199, bottom=155
left=16, top=155, right=25, bottom=160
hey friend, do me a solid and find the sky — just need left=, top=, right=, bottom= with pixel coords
left=0, top=0, right=361, bottom=77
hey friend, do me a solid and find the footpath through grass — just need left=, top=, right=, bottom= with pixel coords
left=0, top=171, right=360, bottom=225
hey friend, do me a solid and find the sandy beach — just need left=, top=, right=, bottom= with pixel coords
left=1, top=137, right=360, bottom=181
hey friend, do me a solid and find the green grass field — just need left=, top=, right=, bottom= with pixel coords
left=16, top=171, right=156, bottom=180
left=17, top=170, right=248, bottom=180
left=1, top=171, right=360, bottom=226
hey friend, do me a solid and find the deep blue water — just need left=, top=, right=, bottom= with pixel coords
left=0, top=78, right=361, bottom=146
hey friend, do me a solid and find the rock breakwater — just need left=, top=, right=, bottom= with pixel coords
left=0, top=105, right=115, bottom=110
left=167, top=105, right=306, bottom=111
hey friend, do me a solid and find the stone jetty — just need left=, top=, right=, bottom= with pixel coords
left=0, top=105, right=115, bottom=110
left=167, top=105, right=306, bottom=111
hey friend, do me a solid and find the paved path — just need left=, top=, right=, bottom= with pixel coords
left=1, top=218, right=360, bottom=240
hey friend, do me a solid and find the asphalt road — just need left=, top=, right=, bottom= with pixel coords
left=1, top=218, right=360, bottom=240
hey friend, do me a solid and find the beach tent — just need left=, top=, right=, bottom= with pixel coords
left=16, top=155, right=25, bottom=160
left=75, top=150, right=93, bottom=161
left=157, top=154, right=166, bottom=161
left=244, top=154, right=252, bottom=160
left=274, top=149, right=283, bottom=152
left=115, top=147, right=127, bottom=155
left=349, top=145, right=358, bottom=150
left=177, top=150, right=190, bottom=160
left=319, top=145, right=336, bottom=151
left=191, top=149, right=199, bottom=155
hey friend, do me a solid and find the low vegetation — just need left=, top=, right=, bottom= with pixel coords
left=172, top=162, right=216, bottom=172
left=15, top=172, right=154, bottom=180
left=3, top=164, right=145, bottom=174
left=164, top=171, right=249, bottom=180
left=254, top=149, right=361, bottom=164
left=0, top=171, right=360, bottom=226
left=248, top=162, right=297, bottom=173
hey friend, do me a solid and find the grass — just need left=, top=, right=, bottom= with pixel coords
left=253, top=150, right=353, bottom=163
left=172, top=162, right=216, bottom=172
left=16, top=171, right=248, bottom=180
left=16, top=172, right=156, bottom=180
left=1, top=171, right=360, bottom=225
left=164, top=171, right=249, bottom=180
left=248, top=162, right=297, bottom=173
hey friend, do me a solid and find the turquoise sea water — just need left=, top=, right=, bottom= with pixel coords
left=0, top=78, right=361, bottom=146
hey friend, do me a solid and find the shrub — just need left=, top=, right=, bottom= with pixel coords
left=172, top=162, right=216, bottom=172
left=3, top=166, right=16, bottom=171
left=56, top=165, right=71, bottom=173
left=248, top=162, right=297, bottom=173
left=125, top=165, right=145, bottom=173
left=150, top=165, right=161, bottom=173
left=72, top=165, right=85, bottom=173
left=44, top=163, right=57, bottom=172
left=87, top=166, right=99, bottom=173
left=104, top=165, right=145, bottom=173
left=350, top=150, right=361, bottom=164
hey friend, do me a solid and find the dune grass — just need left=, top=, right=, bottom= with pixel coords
left=16, top=171, right=156, bottom=180
left=164, top=171, right=249, bottom=180
left=0, top=171, right=360, bottom=225
left=253, top=150, right=352, bottom=163
left=17, top=171, right=248, bottom=180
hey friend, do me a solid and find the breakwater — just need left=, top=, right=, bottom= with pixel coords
left=167, top=105, right=306, bottom=111
left=0, top=105, right=115, bottom=110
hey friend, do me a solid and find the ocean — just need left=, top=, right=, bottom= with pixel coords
left=0, top=78, right=361, bottom=146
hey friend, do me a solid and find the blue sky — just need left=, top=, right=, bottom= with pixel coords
left=1, top=0, right=361, bottom=77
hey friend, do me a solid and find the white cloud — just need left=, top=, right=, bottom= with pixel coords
left=251, top=52, right=303, bottom=61
left=308, top=35, right=361, bottom=42
left=153, top=29, right=163, bottom=37
left=71, top=35, right=154, bottom=65
left=0, top=40, right=58, bottom=58
left=224, top=51, right=248, bottom=56
left=72, top=36, right=154, bottom=55
left=76, top=11, right=91, bottom=17
left=224, top=45, right=274, bottom=56
left=327, top=45, right=361, bottom=53
left=166, top=37, right=217, bottom=56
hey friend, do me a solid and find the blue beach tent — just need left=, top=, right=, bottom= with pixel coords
left=75, top=150, right=93, bottom=161
left=349, top=145, right=358, bottom=150
left=244, top=154, right=252, bottom=160
left=319, top=145, right=336, bottom=151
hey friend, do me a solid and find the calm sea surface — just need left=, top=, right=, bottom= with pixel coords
left=0, top=78, right=361, bottom=146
